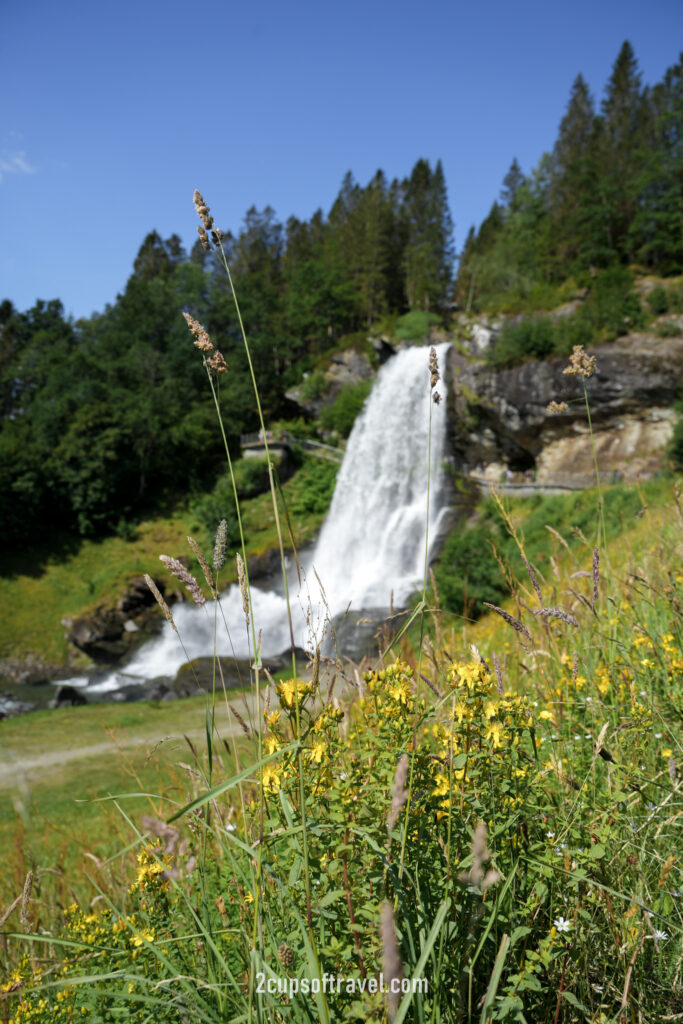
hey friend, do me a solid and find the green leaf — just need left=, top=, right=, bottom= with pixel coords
left=393, top=899, right=450, bottom=1024
left=316, top=889, right=347, bottom=910
left=562, top=991, right=590, bottom=1013
left=479, top=933, right=510, bottom=1023
left=166, top=741, right=300, bottom=822
left=589, top=844, right=606, bottom=859
left=509, top=926, right=532, bottom=947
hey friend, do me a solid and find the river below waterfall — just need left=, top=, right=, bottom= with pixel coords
left=63, top=342, right=451, bottom=701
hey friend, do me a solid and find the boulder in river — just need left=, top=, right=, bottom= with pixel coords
left=51, top=684, right=89, bottom=708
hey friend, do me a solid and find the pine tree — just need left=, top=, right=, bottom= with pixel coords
left=629, top=53, right=683, bottom=271
left=550, top=74, right=598, bottom=266
left=500, top=158, right=524, bottom=213
left=599, top=40, right=646, bottom=260
left=402, top=158, right=454, bottom=313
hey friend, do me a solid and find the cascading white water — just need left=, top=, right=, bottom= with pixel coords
left=310, top=341, right=450, bottom=610
left=87, top=343, right=450, bottom=693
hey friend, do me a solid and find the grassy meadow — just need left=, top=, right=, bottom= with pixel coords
left=1, top=191, right=682, bottom=1023
left=2, top=474, right=681, bottom=1022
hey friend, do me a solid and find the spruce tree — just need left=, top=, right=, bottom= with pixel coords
left=500, top=158, right=524, bottom=213
left=402, top=158, right=454, bottom=314
left=599, top=40, right=646, bottom=260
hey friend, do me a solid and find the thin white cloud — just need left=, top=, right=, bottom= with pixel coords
left=0, top=149, right=36, bottom=183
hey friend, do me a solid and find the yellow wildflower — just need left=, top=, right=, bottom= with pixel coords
left=264, top=734, right=280, bottom=755
left=453, top=701, right=469, bottom=724
left=308, top=740, right=326, bottom=764
left=484, top=700, right=498, bottom=720
left=484, top=722, right=505, bottom=748
left=432, top=774, right=449, bottom=798
left=262, top=764, right=282, bottom=792
left=388, top=680, right=412, bottom=704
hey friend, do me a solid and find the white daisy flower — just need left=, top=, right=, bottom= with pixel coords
left=554, top=917, right=571, bottom=932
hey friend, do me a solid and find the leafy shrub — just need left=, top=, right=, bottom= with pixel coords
left=393, top=310, right=440, bottom=341
left=672, top=387, right=683, bottom=471
left=433, top=523, right=507, bottom=616
left=232, top=456, right=273, bottom=499
left=490, top=317, right=557, bottom=367
left=319, top=380, right=372, bottom=437
left=589, top=264, right=645, bottom=339
left=284, top=457, right=338, bottom=516
left=656, top=321, right=681, bottom=338
left=489, top=267, right=645, bottom=367
left=189, top=458, right=276, bottom=549
left=300, top=370, right=327, bottom=401
left=648, top=285, right=669, bottom=315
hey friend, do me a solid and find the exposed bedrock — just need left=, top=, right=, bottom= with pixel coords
left=447, top=332, right=683, bottom=486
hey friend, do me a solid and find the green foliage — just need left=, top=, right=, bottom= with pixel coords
left=433, top=523, right=508, bottom=616
left=319, top=380, right=372, bottom=437
left=657, top=320, right=682, bottom=338
left=8, top=574, right=683, bottom=1020
left=189, top=457, right=280, bottom=550
left=283, top=457, right=338, bottom=516
left=490, top=317, right=559, bottom=366
left=300, top=369, right=327, bottom=400
left=489, top=266, right=644, bottom=367
left=671, top=389, right=683, bottom=471
left=458, top=45, right=683, bottom=310
left=648, top=285, right=670, bottom=314
left=589, top=263, right=645, bottom=338
left=393, top=310, right=440, bottom=341
left=434, top=484, right=656, bottom=621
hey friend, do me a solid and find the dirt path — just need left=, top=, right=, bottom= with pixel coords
left=0, top=688, right=269, bottom=789
left=0, top=723, right=250, bottom=788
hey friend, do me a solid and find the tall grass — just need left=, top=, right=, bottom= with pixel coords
left=2, top=191, right=682, bottom=1024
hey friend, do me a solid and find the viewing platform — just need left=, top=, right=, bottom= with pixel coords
left=240, top=432, right=344, bottom=463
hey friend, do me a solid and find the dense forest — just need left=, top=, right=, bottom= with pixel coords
left=0, top=41, right=681, bottom=548
left=459, top=41, right=683, bottom=310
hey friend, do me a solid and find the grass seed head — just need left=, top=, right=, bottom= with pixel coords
left=429, top=346, right=440, bottom=389
left=380, top=902, right=404, bottom=1018
left=563, top=344, right=597, bottom=378
left=236, top=552, right=250, bottom=625
left=182, top=311, right=214, bottom=353
left=213, top=519, right=227, bottom=571
left=459, top=821, right=500, bottom=891
left=193, top=189, right=214, bottom=230
left=144, top=574, right=176, bottom=631
left=592, top=546, right=600, bottom=609
left=20, top=870, right=33, bottom=928
left=387, top=753, right=410, bottom=833
left=159, top=555, right=206, bottom=606
left=207, top=349, right=228, bottom=375
left=492, top=650, right=504, bottom=695
left=187, top=536, right=216, bottom=596
left=483, top=602, right=533, bottom=645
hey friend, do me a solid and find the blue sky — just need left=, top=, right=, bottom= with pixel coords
left=1, top=0, right=681, bottom=321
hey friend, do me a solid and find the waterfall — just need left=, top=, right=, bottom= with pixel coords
left=309, top=341, right=450, bottom=611
left=87, top=343, right=450, bottom=693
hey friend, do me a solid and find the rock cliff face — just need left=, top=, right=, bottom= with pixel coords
left=447, top=331, right=683, bottom=486
left=285, top=349, right=375, bottom=416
